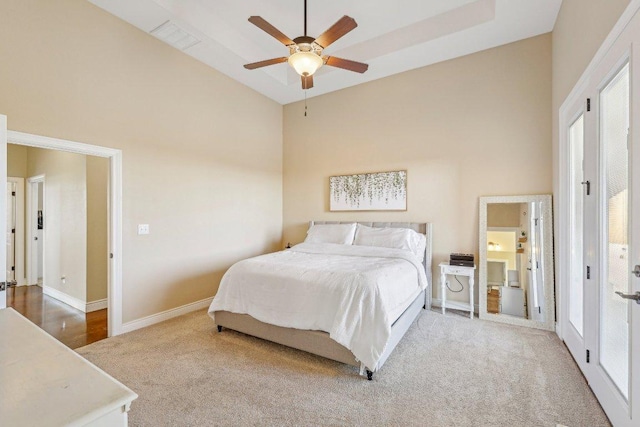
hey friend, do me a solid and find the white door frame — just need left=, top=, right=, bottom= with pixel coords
left=26, top=174, right=44, bottom=287
left=7, top=131, right=124, bottom=337
left=8, top=176, right=26, bottom=286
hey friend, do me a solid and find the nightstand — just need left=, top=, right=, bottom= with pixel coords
left=439, top=262, right=476, bottom=319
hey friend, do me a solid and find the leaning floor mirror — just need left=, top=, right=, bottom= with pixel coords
left=479, top=195, right=555, bottom=331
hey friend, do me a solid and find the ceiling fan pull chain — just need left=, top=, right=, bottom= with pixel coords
left=304, top=91, right=308, bottom=117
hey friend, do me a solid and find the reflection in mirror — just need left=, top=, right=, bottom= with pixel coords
left=479, top=195, right=555, bottom=331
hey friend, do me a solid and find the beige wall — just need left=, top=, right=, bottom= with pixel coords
left=283, top=34, right=552, bottom=304
left=0, top=0, right=283, bottom=322
left=27, top=147, right=88, bottom=302
left=551, top=0, right=630, bottom=113
left=7, top=144, right=27, bottom=178
left=86, top=156, right=108, bottom=303
left=487, top=203, right=521, bottom=228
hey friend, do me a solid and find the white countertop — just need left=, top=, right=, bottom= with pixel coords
left=0, top=308, right=137, bottom=426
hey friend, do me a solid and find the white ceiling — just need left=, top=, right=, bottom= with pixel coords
left=88, top=0, right=562, bottom=105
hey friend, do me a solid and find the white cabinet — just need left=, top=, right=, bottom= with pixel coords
left=0, top=308, right=137, bottom=426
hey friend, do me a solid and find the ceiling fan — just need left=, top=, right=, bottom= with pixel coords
left=243, top=0, right=369, bottom=90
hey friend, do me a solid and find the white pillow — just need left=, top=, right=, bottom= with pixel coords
left=353, top=224, right=426, bottom=261
left=412, top=232, right=427, bottom=262
left=305, top=223, right=357, bottom=245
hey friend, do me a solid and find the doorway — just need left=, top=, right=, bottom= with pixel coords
left=26, top=175, right=44, bottom=287
left=2, top=130, right=124, bottom=337
left=7, top=146, right=110, bottom=348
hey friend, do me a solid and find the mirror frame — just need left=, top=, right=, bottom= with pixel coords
left=479, top=195, right=555, bottom=331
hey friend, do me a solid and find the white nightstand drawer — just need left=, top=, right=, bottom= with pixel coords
left=445, top=266, right=469, bottom=275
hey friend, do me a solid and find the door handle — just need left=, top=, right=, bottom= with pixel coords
left=581, top=180, right=591, bottom=195
left=633, top=265, right=640, bottom=278
left=615, top=291, right=640, bottom=304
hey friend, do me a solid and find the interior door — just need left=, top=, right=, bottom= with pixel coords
left=6, top=181, right=15, bottom=285
left=563, top=107, right=587, bottom=373
left=0, top=114, right=7, bottom=309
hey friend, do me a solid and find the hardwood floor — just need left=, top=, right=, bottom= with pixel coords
left=487, top=289, right=500, bottom=314
left=7, top=285, right=107, bottom=349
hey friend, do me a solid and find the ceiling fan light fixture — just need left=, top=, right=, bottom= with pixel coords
left=288, top=51, right=323, bottom=76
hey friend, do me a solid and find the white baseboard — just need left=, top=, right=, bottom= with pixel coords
left=432, top=297, right=479, bottom=314
left=42, top=285, right=86, bottom=313
left=121, top=297, right=213, bottom=334
left=86, top=298, right=108, bottom=313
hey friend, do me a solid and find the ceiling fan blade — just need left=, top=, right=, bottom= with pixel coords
left=301, top=74, right=314, bottom=90
left=314, top=16, right=357, bottom=49
left=244, top=57, right=288, bottom=70
left=248, top=16, right=295, bottom=46
left=324, top=56, right=368, bottom=73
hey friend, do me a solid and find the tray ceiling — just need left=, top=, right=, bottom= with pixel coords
left=88, top=0, right=562, bottom=105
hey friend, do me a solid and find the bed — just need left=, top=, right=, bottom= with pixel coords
left=209, top=221, right=433, bottom=380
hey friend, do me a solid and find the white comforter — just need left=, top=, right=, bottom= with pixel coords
left=208, top=242, right=428, bottom=370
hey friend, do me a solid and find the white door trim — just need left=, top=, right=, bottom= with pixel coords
left=8, top=131, right=124, bottom=337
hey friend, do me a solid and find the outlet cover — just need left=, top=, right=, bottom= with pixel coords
left=138, top=224, right=150, bottom=235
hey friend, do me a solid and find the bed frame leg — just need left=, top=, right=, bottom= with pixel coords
left=217, top=325, right=222, bottom=333
left=359, top=363, right=373, bottom=380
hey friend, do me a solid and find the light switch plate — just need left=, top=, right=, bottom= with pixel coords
left=138, top=224, right=150, bottom=235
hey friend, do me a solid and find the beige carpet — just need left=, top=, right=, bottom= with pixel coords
left=76, top=309, right=610, bottom=427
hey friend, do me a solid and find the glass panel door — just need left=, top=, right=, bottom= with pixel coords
left=569, top=114, right=585, bottom=337
left=599, top=62, right=630, bottom=400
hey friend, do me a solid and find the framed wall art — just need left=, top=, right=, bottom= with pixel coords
left=329, top=170, right=407, bottom=211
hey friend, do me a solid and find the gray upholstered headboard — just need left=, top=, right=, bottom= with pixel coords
left=309, top=221, right=433, bottom=308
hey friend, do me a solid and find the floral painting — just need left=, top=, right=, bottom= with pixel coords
left=329, top=170, right=407, bottom=211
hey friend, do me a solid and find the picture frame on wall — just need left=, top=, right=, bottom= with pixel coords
left=329, top=170, right=407, bottom=211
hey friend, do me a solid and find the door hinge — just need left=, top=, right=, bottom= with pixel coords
left=11, top=228, right=15, bottom=234
left=586, top=349, right=590, bottom=363
left=587, top=98, right=591, bottom=111
left=11, top=266, right=15, bottom=271
left=587, top=265, right=591, bottom=279
left=11, top=191, right=15, bottom=196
